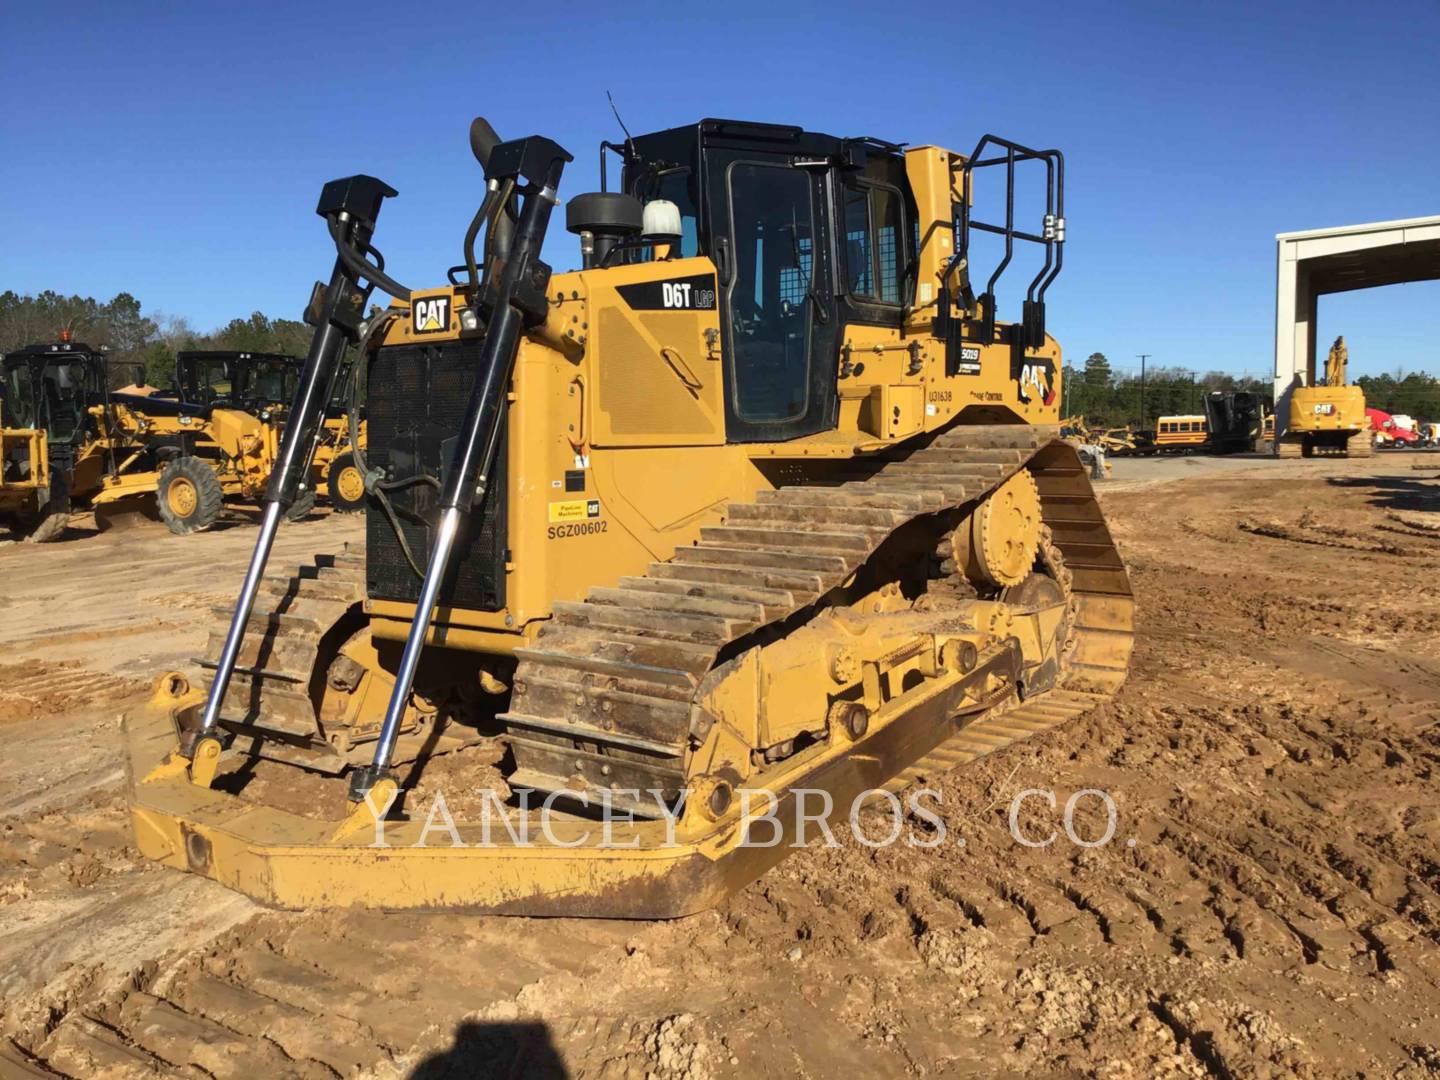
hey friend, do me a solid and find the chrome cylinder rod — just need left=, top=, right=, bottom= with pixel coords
left=357, top=504, right=464, bottom=783
left=188, top=499, right=285, bottom=746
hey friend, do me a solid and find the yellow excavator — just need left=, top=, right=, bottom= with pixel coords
left=127, top=117, right=1133, bottom=916
left=1277, top=335, right=1370, bottom=458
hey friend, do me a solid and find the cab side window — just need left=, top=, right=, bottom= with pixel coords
left=842, top=182, right=905, bottom=305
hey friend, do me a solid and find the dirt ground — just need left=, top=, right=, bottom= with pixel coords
left=3, top=456, right=1440, bottom=1078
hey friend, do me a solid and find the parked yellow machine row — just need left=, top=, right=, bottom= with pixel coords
left=0, top=339, right=366, bottom=541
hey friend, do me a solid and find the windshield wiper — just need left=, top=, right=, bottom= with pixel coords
left=785, top=216, right=828, bottom=325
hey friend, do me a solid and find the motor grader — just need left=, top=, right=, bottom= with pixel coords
left=0, top=336, right=158, bottom=540
left=0, top=340, right=318, bottom=538
left=167, top=350, right=298, bottom=413
left=1058, top=415, right=1111, bottom=476
left=169, top=349, right=366, bottom=516
left=107, top=381, right=311, bottom=534
left=165, top=349, right=368, bottom=512
left=127, top=117, right=1133, bottom=917
left=309, top=354, right=368, bottom=512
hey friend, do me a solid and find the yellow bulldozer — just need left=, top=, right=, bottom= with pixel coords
left=127, top=117, right=1133, bottom=916
left=1277, top=335, right=1371, bottom=458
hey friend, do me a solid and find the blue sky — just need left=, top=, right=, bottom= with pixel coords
left=2, top=0, right=1437, bottom=380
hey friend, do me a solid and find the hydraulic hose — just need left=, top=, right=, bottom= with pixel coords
left=344, top=307, right=432, bottom=579
left=483, top=179, right=517, bottom=271
left=463, top=185, right=500, bottom=299
left=328, top=217, right=413, bottom=302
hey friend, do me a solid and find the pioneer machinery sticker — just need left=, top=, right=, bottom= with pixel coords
left=547, top=498, right=606, bottom=539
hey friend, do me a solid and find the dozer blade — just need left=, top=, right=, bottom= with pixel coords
left=126, top=429, right=1134, bottom=916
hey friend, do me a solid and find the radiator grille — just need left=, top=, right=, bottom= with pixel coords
left=364, top=341, right=507, bottom=611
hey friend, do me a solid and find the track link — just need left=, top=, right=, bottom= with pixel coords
left=500, top=425, right=1134, bottom=811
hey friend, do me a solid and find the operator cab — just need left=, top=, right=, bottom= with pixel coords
left=569, top=120, right=919, bottom=443
left=174, top=351, right=300, bottom=414
left=1, top=339, right=107, bottom=445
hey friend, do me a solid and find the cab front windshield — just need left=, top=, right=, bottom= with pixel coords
left=247, top=359, right=298, bottom=408
left=188, top=358, right=236, bottom=405
left=2, top=357, right=92, bottom=442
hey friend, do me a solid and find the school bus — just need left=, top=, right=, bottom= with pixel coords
left=1154, top=414, right=1208, bottom=452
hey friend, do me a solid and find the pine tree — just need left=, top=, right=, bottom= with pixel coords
left=1083, top=352, right=1112, bottom=388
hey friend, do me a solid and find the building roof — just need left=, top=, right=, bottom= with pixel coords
left=1276, top=215, right=1440, bottom=295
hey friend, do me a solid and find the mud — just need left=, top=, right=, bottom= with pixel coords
left=3, top=461, right=1440, bottom=1077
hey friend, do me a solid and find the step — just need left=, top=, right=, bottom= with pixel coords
left=500, top=708, right=682, bottom=758
left=673, top=544, right=857, bottom=575
left=513, top=646, right=696, bottom=691
left=553, top=601, right=739, bottom=645
left=528, top=624, right=717, bottom=676
left=615, top=576, right=796, bottom=619
left=648, top=560, right=826, bottom=598
left=698, top=525, right=875, bottom=553
left=587, top=585, right=764, bottom=624
left=725, top=501, right=907, bottom=530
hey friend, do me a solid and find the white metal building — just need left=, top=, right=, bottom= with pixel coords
left=1273, top=215, right=1440, bottom=434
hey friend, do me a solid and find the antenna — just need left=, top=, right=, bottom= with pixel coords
left=607, top=90, right=636, bottom=157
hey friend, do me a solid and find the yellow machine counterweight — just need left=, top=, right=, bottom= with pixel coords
left=126, top=117, right=1134, bottom=916
left=1277, top=335, right=1371, bottom=458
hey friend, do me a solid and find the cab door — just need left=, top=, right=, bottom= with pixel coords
left=707, top=151, right=839, bottom=442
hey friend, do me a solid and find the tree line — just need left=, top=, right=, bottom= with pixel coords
left=6, top=293, right=1438, bottom=423
left=1064, top=351, right=1440, bottom=428
left=0, top=290, right=311, bottom=389
left=1352, top=372, right=1440, bottom=420
left=1059, top=352, right=1272, bottom=430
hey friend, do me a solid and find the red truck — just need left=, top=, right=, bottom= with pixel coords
left=1367, top=407, right=1422, bottom=448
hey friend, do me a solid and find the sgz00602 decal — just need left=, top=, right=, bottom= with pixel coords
left=548, top=520, right=608, bottom=539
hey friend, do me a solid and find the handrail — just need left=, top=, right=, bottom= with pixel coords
left=946, top=134, right=1065, bottom=349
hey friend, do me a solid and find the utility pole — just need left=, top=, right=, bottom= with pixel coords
left=1137, top=354, right=1150, bottom=429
